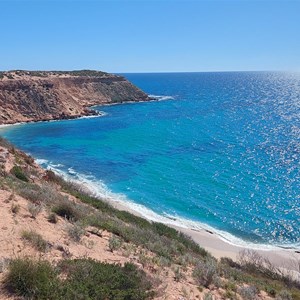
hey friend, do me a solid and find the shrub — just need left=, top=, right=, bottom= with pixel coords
left=5, top=258, right=153, bottom=299
left=238, top=285, right=258, bottom=300
left=212, top=274, right=223, bottom=288
left=66, top=223, right=85, bottom=242
left=52, top=199, right=87, bottom=222
left=28, top=202, right=42, bottom=218
left=173, top=266, right=185, bottom=282
left=4, top=258, right=59, bottom=299
left=59, top=259, right=153, bottom=299
left=47, top=212, right=58, bottom=223
left=11, top=165, right=29, bottom=182
left=220, top=257, right=241, bottom=269
left=44, top=170, right=63, bottom=184
left=224, top=290, right=238, bottom=300
left=203, top=293, right=213, bottom=300
left=21, top=230, right=48, bottom=252
left=276, top=290, right=293, bottom=300
left=17, top=183, right=49, bottom=204
left=193, top=258, right=219, bottom=288
left=157, top=256, right=171, bottom=268
left=238, top=249, right=279, bottom=279
left=24, top=154, right=34, bottom=165
left=122, top=243, right=136, bottom=257
left=108, top=235, right=122, bottom=252
left=265, top=285, right=277, bottom=297
left=224, top=280, right=237, bottom=293
left=178, top=253, right=196, bottom=267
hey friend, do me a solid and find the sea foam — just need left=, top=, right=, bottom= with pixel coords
left=37, top=159, right=287, bottom=251
left=149, top=94, right=175, bottom=101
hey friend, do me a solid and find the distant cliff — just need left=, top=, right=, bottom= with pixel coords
left=0, top=70, right=150, bottom=124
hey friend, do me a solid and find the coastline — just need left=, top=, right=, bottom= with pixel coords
left=1, top=103, right=299, bottom=272
left=0, top=97, right=161, bottom=128
left=31, top=161, right=300, bottom=272
left=109, top=198, right=300, bottom=271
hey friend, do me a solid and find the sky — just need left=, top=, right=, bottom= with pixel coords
left=0, top=0, right=299, bottom=73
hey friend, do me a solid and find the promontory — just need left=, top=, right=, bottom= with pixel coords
left=0, top=70, right=150, bottom=124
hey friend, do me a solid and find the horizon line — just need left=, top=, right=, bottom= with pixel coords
left=1, top=69, right=299, bottom=74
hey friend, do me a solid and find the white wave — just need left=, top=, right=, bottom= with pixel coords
left=35, top=159, right=65, bottom=169
left=37, top=162, right=295, bottom=251
left=0, top=113, right=105, bottom=130
left=67, top=167, right=77, bottom=176
left=0, top=122, right=25, bottom=129
left=35, top=158, right=49, bottom=165
left=50, top=163, right=64, bottom=168
left=78, top=112, right=107, bottom=119
left=149, top=94, right=175, bottom=101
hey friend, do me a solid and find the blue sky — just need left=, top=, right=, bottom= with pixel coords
left=0, top=0, right=299, bottom=73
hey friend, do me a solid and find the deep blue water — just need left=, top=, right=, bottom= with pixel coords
left=1, top=72, right=300, bottom=248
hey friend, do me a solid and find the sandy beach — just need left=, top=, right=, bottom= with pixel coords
left=106, top=198, right=300, bottom=273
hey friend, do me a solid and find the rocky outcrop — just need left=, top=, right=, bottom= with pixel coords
left=0, top=70, right=150, bottom=124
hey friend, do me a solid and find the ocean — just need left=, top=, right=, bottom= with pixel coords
left=1, top=72, right=299, bottom=249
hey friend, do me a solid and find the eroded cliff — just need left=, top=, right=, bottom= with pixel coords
left=0, top=70, right=150, bottom=124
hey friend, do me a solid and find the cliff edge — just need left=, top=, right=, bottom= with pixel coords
left=0, top=70, right=150, bottom=124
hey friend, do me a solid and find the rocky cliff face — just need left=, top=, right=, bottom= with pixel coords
left=0, top=70, right=150, bottom=124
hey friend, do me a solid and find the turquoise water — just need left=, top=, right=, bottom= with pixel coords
left=1, top=72, right=300, bottom=248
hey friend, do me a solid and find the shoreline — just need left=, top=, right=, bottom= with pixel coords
left=0, top=96, right=163, bottom=128
left=1, top=101, right=299, bottom=271
left=33, top=162, right=300, bottom=271
left=109, top=198, right=300, bottom=271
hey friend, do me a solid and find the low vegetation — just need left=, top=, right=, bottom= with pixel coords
left=4, top=258, right=58, bottom=299
left=4, top=258, right=154, bottom=300
left=21, top=230, right=49, bottom=252
left=193, top=257, right=219, bottom=288
left=66, top=222, right=85, bottom=242
left=27, top=202, right=42, bottom=218
left=11, top=165, right=29, bottom=182
left=2, top=70, right=108, bottom=78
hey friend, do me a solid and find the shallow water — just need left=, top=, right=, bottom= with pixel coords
left=1, top=72, right=300, bottom=248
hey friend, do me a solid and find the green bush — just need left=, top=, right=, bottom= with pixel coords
left=59, top=259, right=153, bottom=299
left=4, top=258, right=59, bottom=299
left=17, top=182, right=65, bottom=205
left=28, top=202, right=42, bottom=218
left=238, top=285, right=258, bottom=300
left=11, top=165, right=29, bottom=182
left=108, top=235, right=123, bottom=252
left=276, top=290, right=293, bottom=300
left=4, top=258, right=154, bottom=300
left=66, top=222, right=85, bottom=242
left=52, top=200, right=82, bottom=221
left=47, top=212, right=58, bottom=223
left=193, top=258, right=219, bottom=288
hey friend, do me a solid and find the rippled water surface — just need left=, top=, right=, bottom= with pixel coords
left=1, top=72, right=300, bottom=247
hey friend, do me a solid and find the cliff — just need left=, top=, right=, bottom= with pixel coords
left=0, top=70, right=150, bottom=124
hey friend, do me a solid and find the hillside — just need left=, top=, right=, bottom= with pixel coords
left=0, top=70, right=150, bottom=124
